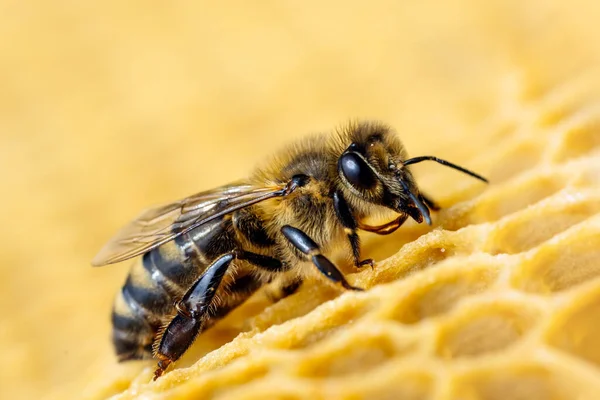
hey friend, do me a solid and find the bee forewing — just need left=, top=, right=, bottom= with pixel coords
left=91, top=182, right=285, bottom=266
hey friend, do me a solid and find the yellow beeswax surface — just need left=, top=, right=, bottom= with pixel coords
left=1, top=1, right=600, bottom=399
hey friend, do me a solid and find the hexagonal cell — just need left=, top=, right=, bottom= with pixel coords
left=250, top=283, right=340, bottom=333
left=486, top=140, right=543, bottom=184
left=337, top=370, right=434, bottom=400
left=552, top=112, right=600, bottom=163
left=390, top=261, right=499, bottom=324
left=484, top=191, right=600, bottom=255
left=465, top=175, right=564, bottom=224
left=215, top=385, right=316, bottom=400
left=573, top=162, right=600, bottom=187
left=448, top=363, right=594, bottom=400
left=511, top=224, right=600, bottom=294
left=262, top=295, right=375, bottom=350
left=359, top=223, right=432, bottom=266
left=545, top=284, right=600, bottom=368
left=294, top=327, right=411, bottom=377
left=536, top=92, right=592, bottom=128
left=372, top=231, right=467, bottom=286
left=435, top=302, right=540, bottom=358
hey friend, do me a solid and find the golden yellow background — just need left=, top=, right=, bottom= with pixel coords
left=1, top=1, right=600, bottom=399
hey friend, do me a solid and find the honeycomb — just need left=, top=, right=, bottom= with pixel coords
left=91, top=71, right=600, bottom=398
left=2, top=1, right=600, bottom=400
left=104, top=113, right=600, bottom=399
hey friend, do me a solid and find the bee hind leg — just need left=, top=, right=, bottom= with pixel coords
left=281, top=225, right=363, bottom=291
left=152, top=252, right=235, bottom=380
left=153, top=250, right=284, bottom=379
left=265, top=276, right=303, bottom=302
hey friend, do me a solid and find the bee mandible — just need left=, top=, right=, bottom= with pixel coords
left=92, top=121, right=488, bottom=379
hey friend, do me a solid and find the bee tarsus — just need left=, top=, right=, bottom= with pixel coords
left=356, top=258, right=375, bottom=269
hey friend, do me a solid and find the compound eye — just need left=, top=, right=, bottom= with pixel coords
left=339, top=152, right=377, bottom=190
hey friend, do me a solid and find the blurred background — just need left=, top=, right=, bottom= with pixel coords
left=1, top=1, right=598, bottom=399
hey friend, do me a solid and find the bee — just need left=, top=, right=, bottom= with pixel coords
left=92, top=121, right=487, bottom=379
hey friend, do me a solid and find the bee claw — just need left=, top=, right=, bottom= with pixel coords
left=341, top=281, right=364, bottom=291
left=153, top=358, right=172, bottom=381
left=356, top=258, right=375, bottom=270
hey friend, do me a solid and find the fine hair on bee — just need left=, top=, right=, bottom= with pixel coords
left=92, top=121, right=488, bottom=380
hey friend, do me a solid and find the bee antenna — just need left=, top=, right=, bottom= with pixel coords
left=403, top=156, right=488, bottom=183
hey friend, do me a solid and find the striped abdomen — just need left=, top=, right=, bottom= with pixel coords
left=111, top=217, right=239, bottom=361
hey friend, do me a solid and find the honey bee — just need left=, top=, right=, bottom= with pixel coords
left=92, top=121, right=487, bottom=379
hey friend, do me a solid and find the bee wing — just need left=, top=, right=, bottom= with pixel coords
left=92, top=181, right=287, bottom=266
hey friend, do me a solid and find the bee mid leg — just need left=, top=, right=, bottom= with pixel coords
left=153, top=250, right=284, bottom=380
left=264, top=276, right=303, bottom=302
left=281, top=225, right=363, bottom=291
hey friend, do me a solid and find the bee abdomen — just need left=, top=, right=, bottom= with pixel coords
left=113, top=253, right=183, bottom=361
left=112, top=284, right=157, bottom=361
left=112, top=218, right=236, bottom=361
left=149, top=238, right=200, bottom=289
left=111, top=311, right=154, bottom=360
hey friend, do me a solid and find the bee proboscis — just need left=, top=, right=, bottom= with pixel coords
left=92, top=121, right=488, bottom=379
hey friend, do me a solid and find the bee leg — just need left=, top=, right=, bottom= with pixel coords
left=358, top=214, right=409, bottom=235
left=265, top=277, right=303, bottom=302
left=153, top=252, right=235, bottom=379
left=281, top=277, right=303, bottom=296
left=153, top=250, right=284, bottom=379
left=200, top=273, right=265, bottom=331
left=332, top=191, right=374, bottom=269
left=420, top=193, right=440, bottom=211
left=281, top=225, right=363, bottom=291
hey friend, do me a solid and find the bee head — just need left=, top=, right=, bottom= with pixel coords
left=336, top=122, right=487, bottom=225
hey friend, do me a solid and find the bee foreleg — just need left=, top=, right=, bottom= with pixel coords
left=419, top=193, right=440, bottom=211
left=358, top=214, right=408, bottom=235
left=281, top=225, right=363, bottom=291
left=333, top=191, right=374, bottom=269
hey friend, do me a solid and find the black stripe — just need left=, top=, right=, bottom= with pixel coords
left=113, top=335, right=139, bottom=360
left=112, top=330, right=152, bottom=361
left=149, top=245, right=195, bottom=288
left=111, top=309, right=149, bottom=334
left=187, top=218, right=236, bottom=261
left=142, top=251, right=185, bottom=297
left=123, top=276, right=171, bottom=316
left=175, top=231, right=203, bottom=264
